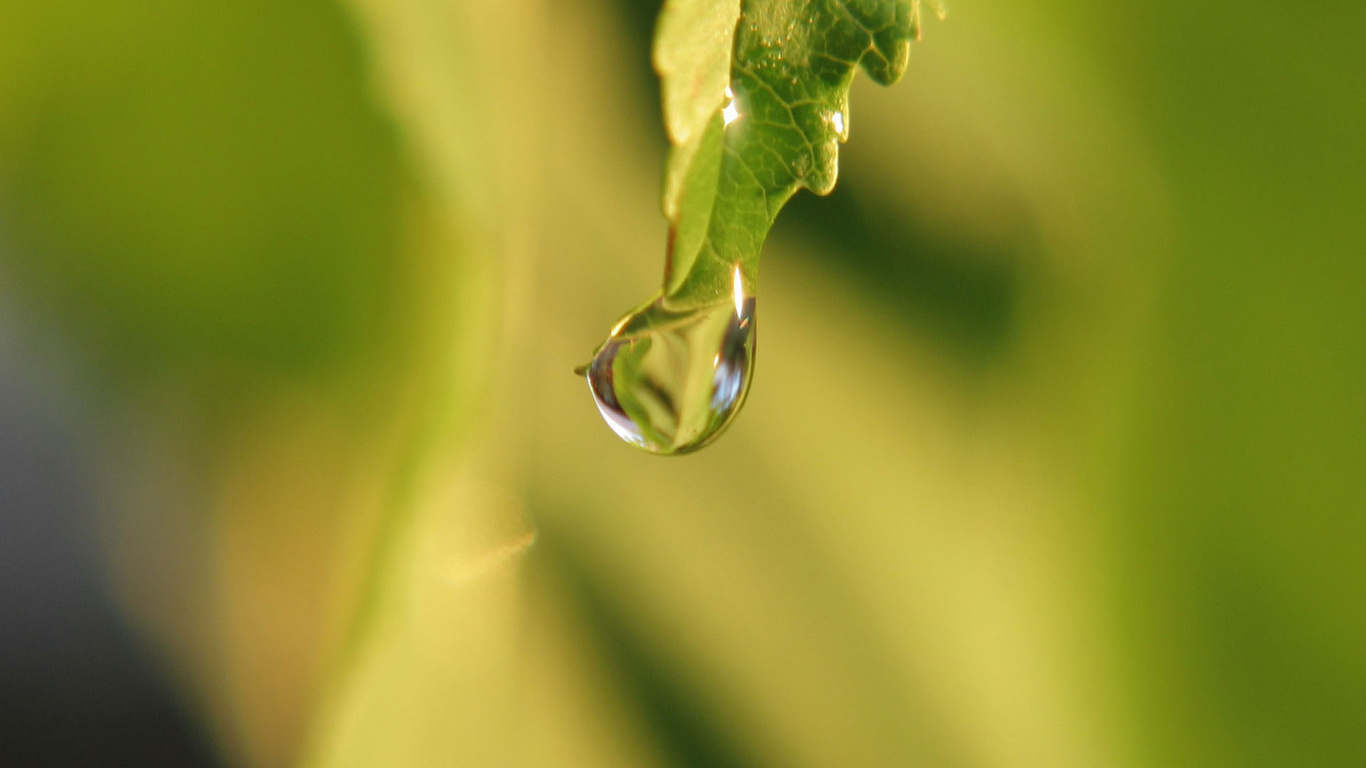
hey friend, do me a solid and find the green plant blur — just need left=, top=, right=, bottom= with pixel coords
left=0, top=1, right=1362, bottom=767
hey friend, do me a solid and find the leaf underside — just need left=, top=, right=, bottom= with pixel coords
left=654, top=0, right=938, bottom=304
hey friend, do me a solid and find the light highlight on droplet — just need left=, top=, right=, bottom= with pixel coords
left=732, top=264, right=745, bottom=317
left=722, top=85, right=741, bottom=126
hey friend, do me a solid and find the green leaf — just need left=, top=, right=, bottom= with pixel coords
left=655, top=0, right=744, bottom=153
left=656, top=0, right=940, bottom=304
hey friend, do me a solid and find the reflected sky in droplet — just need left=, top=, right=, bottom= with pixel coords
left=586, top=341, right=647, bottom=448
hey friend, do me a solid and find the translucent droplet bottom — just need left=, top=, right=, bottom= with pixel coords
left=584, top=295, right=756, bottom=455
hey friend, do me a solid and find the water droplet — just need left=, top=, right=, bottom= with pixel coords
left=583, top=276, right=756, bottom=455
left=722, top=85, right=742, bottom=127
left=830, top=110, right=845, bottom=134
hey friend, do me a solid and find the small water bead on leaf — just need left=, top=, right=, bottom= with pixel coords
left=584, top=268, right=756, bottom=455
left=722, top=85, right=742, bottom=126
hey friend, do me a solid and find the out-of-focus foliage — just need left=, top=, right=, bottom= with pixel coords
left=0, top=1, right=1362, bottom=768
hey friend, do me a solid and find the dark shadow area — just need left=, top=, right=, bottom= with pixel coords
left=775, top=181, right=1027, bottom=366
left=0, top=359, right=221, bottom=768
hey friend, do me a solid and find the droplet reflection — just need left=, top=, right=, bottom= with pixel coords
left=584, top=279, right=756, bottom=455
left=722, top=85, right=742, bottom=127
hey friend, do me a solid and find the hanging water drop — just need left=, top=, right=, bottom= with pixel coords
left=582, top=266, right=756, bottom=455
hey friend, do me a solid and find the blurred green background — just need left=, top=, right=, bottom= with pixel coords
left=0, top=1, right=1362, bottom=767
